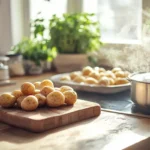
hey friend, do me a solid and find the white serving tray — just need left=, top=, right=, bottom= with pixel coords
left=50, top=73, right=131, bottom=94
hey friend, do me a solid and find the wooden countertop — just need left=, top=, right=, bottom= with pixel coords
left=0, top=73, right=150, bottom=150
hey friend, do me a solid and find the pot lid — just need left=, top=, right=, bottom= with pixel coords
left=129, top=72, right=150, bottom=83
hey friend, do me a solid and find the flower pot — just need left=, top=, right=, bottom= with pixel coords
left=42, top=61, right=52, bottom=72
left=53, top=54, right=88, bottom=73
left=23, top=60, right=43, bottom=75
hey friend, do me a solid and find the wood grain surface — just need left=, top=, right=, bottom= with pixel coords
left=0, top=73, right=150, bottom=150
left=0, top=100, right=101, bottom=132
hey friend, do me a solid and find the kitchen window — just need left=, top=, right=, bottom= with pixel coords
left=29, top=0, right=142, bottom=44
left=83, top=0, right=142, bottom=44
left=29, top=0, right=67, bottom=39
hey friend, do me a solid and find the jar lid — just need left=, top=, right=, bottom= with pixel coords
left=129, top=72, right=150, bottom=83
left=0, top=56, right=9, bottom=62
left=0, top=63, right=8, bottom=70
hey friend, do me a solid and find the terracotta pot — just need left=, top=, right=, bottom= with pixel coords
left=53, top=54, right=88, bottom=73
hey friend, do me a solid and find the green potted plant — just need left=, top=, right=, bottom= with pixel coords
left=11, top=38, right=56, bottom=74
left=49, top=13, right=102, bottom=72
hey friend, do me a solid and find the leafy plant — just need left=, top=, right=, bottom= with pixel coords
left=30, top=12, right=46, bottom=40
left=49, top=13, right=102, bottom=54
left=11, top=38, right=56, bottom=66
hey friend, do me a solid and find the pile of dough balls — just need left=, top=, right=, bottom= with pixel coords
left=0, top=79, right=77, bottom=111
left=60, top=66, right=130, bottom=86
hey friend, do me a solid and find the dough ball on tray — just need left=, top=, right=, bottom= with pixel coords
left=17, top=96, right=27, bottom=108
left=73, top=75, right=85, bottom=83
left=115, top=78, right=129, bottom=85
left=98, top=76, right=110, bottom=86
left=60, top=75, right=71, bottom=81
left=40, top=79, right=54, bottom=89
left=70, top=71, right=81, bottom=80
left=0, top=93, right=16, bottom=108
left=82, top=66, right=93, bottom=76
left=84, top=77, right=98, bottom=85
left=35, top=94, right=46, bottom=107
left=40, top=86, right=54, bottom=96
left=64, top=90, right=77, bottom=105
left=115, top=71, right=125, bottom=78
left=89, top=71, right=100, bottom=80
left=112, top=67, right=122, bottom=73
left=12, top=90, right=23, bottom=99
left=60, top=86, right=73, bottom=93
left=21, top=95, right=38, bottom=111
left=21, top=82, right=35, bottom=95
left=34, top=81, right=41, bottom=89
left=46, top=91, right=65, bottom=107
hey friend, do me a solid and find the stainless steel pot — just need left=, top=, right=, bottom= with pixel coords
left=128, top=72, right=150, bottom=109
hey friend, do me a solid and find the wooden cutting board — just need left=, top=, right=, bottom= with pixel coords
left=0, top=99, right=101, bottom=132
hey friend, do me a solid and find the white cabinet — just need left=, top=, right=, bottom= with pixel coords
left=0, top=0, right=12, bottom=56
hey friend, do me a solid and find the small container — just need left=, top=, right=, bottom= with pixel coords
left=0, top=63, right=9, bottom=80
left=6, top=53, right=25, bottom=76
left=128, top=72, right=150, bottom=109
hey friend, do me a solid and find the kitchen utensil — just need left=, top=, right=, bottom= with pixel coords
left=128, top=72, right=150, bottom=109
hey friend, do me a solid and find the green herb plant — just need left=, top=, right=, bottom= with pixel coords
left=11, top=13, right=56, bottom=66
left=49, top=13, right=102, bottom=54
left=11, top=38, right=56, bottom=66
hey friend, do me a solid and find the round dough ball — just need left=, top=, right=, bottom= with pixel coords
left=70, top=71, right=81, bottom=80
left=89, top=71, right=100, bottom=80
left=85, top=77, right=98, bottom=85
left=17, top=96, right=27, bottom=108
left=82, top=66, right=93, bottom=76
left=40, top=86, right=54, bottom=96
left=0, top=93, right=16, bottom=108
left=98, top=68, right=106, bottom=73
left=60, top=75, right=71, bottom=81
left=115, top=71, right=125, bottom=78
left=98, top=76, right=110, bottom=86
left=21, top=82, right=35, bottom=95
left=47, top=91, right=65, bottom=107
left=112, top=67, right=122, bottom=73
left=105, top=71, right=116, bottom=79
left=99, top=72, right=106, bottom=80
left=60, top=86, right=73, bottom=93
left=35, top=94, right=46, bottom=107
left=64, top=90, right=77, bottom=105
left=73, top=75, right=85, bottom=83
left=34, top=81, right=41, bottom=89
left=40, top=79, right=54, bottom=89
left=12, top=90, right=23, bottom=99
left=115, top=78, right=129, bottom=85
left=107, top=78, right=115, bottom=85
left=21, top=95, right=38, bottom=111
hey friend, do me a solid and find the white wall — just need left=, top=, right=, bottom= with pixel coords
left=0, top=0, right=12, bottom=56
left=0, top=0, right=30, bottom=56
left=10, top=0, right=30, bottom=46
